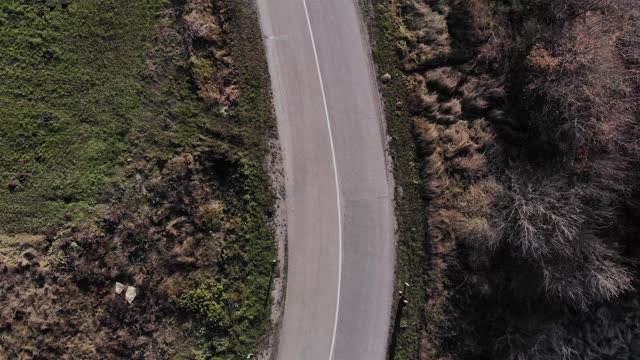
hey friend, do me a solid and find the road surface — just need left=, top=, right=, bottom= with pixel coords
left=257, top=1, right=395, bottom=359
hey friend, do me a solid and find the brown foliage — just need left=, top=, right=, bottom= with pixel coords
left=0, top=150, right=235, bottom=359
left=398, top=0, right=452, bottom=71
left=184, top=0, right=239, bottom=106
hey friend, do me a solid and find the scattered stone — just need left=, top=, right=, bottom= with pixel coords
left=125, top=286, right=137, bottom=304
left=381, top=73, right=392, bottom=82
left=115, top=282, right=124, bottom=295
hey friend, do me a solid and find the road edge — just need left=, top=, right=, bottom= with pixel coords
left=358, top=1, right=432, bottom=359
left=353, top=1, right=400, bottom=358
left=247, top=1, right=288, bottom=359
left=257, top=138, right=288, bottom=360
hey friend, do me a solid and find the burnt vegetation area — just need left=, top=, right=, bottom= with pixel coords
left=0, top=0, right=275, bottom=359
left=372, top=0, right=640, bottom=359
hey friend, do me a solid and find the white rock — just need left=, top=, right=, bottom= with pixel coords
left=125, top=286, right=137, bottom=304
left=115, top=282, right=124, bottom=294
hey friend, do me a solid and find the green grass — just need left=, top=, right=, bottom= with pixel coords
left=362, top=1, right=431, bottom=359
left=0, top=0, right=259, bottom=233
left=0, top=0, right=277, bottom=358
left=0, top=0, right=167, bottom=232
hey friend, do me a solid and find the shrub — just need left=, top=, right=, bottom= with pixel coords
left=425, top=67, right=461, bottom=95
left=440, top=98, right=462, bottom=117
left=541, top=244, right=632, bottom=307
left=410, top=75, right=440, bottom=114
left=398, top=0, right=452, bottom=70
left=503, top=177, right=585, bottom=259
left=195, top=200, right=224, bottom=231
left=178, top=281, right=228, bottom=327
left=453, top=152, right=488, bottom=176
left=441, top=120, right=475, bottom=158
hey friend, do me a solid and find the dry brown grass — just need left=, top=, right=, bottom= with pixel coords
left=460, top=75, right=506, bottom=117
left=425, top=67, right=461, bottom=95
left=453, top=152, right=488, bottom=175
left=184, top=0, right=240, bottom=107
left=398, top=0, right=452, bottom=71
left=191, top=55, right=240, bottom=106
left=411, top=75, right=440, bottom=114
left=440, top=98, right=462, bottom=117
left=410, top=56, right=501, bottom=357
left=184, top=12, right=224, bottom=44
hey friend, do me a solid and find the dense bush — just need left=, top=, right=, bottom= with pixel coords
left=387, top=0, right=640, bottom=358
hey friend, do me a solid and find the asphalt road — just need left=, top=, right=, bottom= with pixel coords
left=257, top=1, right=395, bottom=359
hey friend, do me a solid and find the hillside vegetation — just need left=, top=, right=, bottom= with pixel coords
left=367, top=0, right=640, bottom=358
left=0, top=0, right=276, bottom=358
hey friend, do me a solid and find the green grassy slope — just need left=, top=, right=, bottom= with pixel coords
left=0, top=1, right=167, bottom=232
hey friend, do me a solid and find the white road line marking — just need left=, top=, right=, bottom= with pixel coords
left=301, top=1, right=343, bottom=359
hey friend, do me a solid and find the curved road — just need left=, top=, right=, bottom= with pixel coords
left=257, top=1, right=395, bottom=359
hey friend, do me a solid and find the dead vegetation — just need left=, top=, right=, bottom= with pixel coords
left=382, top=0, right=640, bottom=358
left=0, top=145, right=275, bottom=359
left=184, top=0, right=240, bottom=106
